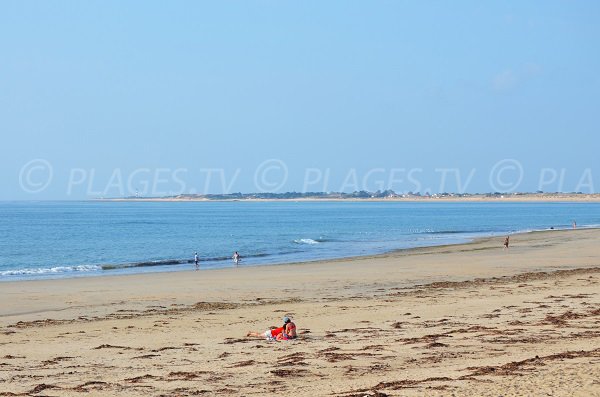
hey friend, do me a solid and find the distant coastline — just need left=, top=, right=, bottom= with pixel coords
left=96, top=191, right=600, bottom=203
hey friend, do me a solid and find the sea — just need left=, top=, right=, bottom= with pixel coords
left=1, top=201, right=599, bottom=281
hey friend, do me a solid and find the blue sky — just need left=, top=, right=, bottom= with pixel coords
left=2, top=1, right=599, bottom=199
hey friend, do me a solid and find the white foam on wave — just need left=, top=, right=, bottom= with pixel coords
left=293, top=238, right=320, bottom=245
left=0, top=265, right=101, bottom=277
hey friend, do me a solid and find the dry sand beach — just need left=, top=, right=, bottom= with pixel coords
left=1, top=229, right=600, bottom=396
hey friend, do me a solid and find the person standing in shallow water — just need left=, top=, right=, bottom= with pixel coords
left=503, top=236, right=510, bottom=249
left=194, top=252, right=199, bottom=270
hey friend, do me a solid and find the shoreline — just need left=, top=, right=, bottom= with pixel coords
left=0, top=226, right=587, bottom=284
left=0, top=227, right=595, bottom=305
left=2, top=225, right=594, bottom=284
left=2, top=228, right=597, bottom=319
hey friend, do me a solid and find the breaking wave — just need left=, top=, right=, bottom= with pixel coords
left=293, top=238, right=321, bottom=245
left=0, top=265, right=101, bottom=276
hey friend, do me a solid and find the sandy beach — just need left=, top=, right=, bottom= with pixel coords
left=1, top=229, right=600, bottom=396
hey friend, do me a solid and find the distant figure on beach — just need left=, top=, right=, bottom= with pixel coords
left=503, top=236, right=510, bottom=249
left=247, top=316, right=297, bottom=341
left=194, top=252, right=199, bottom=270
left=573, top=220, right=577, bottom=229
left=233, top=251, right=241, bottom=265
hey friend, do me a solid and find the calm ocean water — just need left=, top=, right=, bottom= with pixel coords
left=1, top=201, right=599, bottom=281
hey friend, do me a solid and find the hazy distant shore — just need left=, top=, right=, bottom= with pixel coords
left=97, top=193, right=600, bottom=203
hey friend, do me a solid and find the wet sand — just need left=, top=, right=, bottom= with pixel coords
left=1, top=229, right=599, bottom=396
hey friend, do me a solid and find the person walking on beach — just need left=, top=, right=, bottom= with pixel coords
left=503, top=236, right=510, bottom=249
left=194, top=252, right=199, bottom=270
left=247, top=316, right=297, bottom=341
left=233, top=251, right=241, bottom=265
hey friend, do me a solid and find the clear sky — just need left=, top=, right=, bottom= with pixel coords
left=2, top=1, right=599, bottom=199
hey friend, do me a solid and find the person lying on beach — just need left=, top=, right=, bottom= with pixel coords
left=247, top=316, right=297, bottom=341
